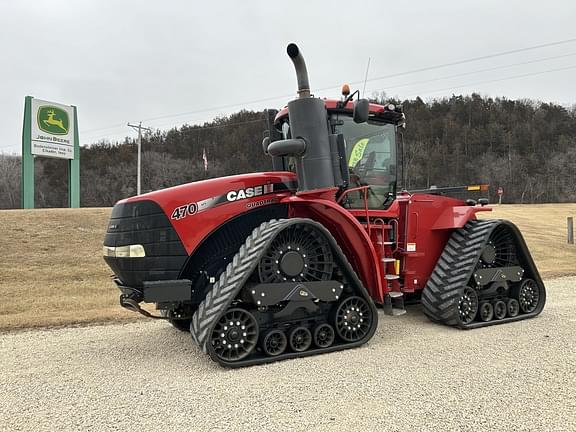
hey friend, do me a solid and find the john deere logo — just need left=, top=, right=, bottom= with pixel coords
left=37, top=106, right=69, bottom=135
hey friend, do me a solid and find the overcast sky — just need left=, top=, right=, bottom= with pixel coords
left=1, top=0, right=575, bottom=154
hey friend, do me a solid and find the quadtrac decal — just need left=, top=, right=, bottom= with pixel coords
left=170, top=181, right=296, bottom=220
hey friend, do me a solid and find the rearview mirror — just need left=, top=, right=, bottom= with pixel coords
left=353, top=99, right=369, bottom=123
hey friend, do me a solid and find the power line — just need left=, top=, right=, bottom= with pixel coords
left=150, top=116, right=263, bottom=131
left=81, top=96, right=287, bottom=135
left=81, top=37, right=576, bottom=136
left=405, top=64, right=576, bottom=97
left=83, top=118, right=264, bottom=143
left=357, top=37, right=576, bottom=86
left=365, top=52, right=576, bottom=95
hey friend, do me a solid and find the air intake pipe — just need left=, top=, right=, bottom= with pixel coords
left=267, top=43, right=338, bottom=192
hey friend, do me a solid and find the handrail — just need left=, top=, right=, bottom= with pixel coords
left=338, top=185, right=371, bottom=235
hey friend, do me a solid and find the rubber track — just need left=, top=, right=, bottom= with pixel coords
left=191, top=219, right=289, bottom=351
left=190, top=218, right=378, bottom=367
left=421, top=219, right=545, bottom=328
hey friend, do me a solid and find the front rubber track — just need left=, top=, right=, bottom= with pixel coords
left=190, top=218, right=378, bottom=368
left=421, top=219, right=546, bottom=329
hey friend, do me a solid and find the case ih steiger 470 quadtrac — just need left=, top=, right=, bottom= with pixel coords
left=103, top=44, right=545, bottom=367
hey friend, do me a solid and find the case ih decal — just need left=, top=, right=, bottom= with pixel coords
left=226, top=184, right=274, bottom=201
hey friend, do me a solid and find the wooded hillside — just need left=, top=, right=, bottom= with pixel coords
left=0, top=94, right=574, bottom=208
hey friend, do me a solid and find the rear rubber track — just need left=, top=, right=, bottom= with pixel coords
left=421, top=219, right=546, bottom=328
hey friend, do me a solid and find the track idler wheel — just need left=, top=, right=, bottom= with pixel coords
left=288, top=326, right=312, bottom=352
left=335, top=296, right=373, bottom=342
left=493, top=300, right=507, bottom=320
left=313, top=323, right=335, bottom=348
left=261, top=329, right=288, bottom=357
left=517, top=279, right=540, bottom=313
left=210, top=308, right=259, bottom=362
left=458, top=287, right=479, bottom=325
left=479, top=302, right=494, bottom=322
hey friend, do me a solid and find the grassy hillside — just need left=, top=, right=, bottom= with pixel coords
left=0, top=204, right=574, bottom=330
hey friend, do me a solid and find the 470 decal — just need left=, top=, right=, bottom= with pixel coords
left=171, top=202, right=198, bottom=220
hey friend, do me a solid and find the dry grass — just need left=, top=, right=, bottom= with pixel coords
left=478, top=203, right=576, bottom=278
left=0, top=204, right=574, bottom=330
left=0, top=208, right=139, bottom=330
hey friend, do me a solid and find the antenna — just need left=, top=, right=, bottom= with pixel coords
left=362, top=57, right=371, bottom=98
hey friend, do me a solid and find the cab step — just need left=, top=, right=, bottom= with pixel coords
left=384, top=291, right=406, bottom=316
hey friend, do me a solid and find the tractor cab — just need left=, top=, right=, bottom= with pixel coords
left=272, top=97, right=405, bottom=209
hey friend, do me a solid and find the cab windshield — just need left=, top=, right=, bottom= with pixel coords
left=334, top=115, right=397, bottom=209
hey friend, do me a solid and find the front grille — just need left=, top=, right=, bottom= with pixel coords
left=103, top=200, right=187, bottom=287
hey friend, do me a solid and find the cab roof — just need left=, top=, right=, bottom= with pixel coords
left=274, top=98, right=405, bottom=126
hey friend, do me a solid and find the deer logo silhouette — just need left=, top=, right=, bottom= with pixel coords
left=37, top=106, right=69, bottom=135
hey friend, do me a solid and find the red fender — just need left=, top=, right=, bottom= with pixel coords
left=281, top=194, right=385, bottom=303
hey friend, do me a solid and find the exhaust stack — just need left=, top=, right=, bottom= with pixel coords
left=286, top=43, right=310, bottom=99
left=266, top=43, right=344, bottom=192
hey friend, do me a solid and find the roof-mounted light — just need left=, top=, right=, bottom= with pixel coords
left=341, top=84, right=351, bottom=97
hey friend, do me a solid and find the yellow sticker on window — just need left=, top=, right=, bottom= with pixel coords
left=348, top=138, right=369, bottom=167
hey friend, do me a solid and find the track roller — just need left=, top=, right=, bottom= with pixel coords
left=313, top=324, right=335, bottom=348
left=493, top=300, right=507, bottom=320
left=507, top=298, right=520, bottom=317
left=288, top=327, right=312, bottom=352
left=261, top=329, right=288, bottom=357
left=479, top=302, right=494, bottom=322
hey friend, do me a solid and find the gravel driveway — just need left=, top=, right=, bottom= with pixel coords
left=1, top=277, right=575, bottom=432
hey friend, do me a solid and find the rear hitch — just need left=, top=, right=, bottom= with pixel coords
left=119, top=294, right=166, bottom=320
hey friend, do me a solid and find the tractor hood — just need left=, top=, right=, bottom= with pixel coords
left=114, top=171, right=297, bottom=254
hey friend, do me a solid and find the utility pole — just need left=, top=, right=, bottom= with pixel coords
left=128, top=122, right=151, bottom=195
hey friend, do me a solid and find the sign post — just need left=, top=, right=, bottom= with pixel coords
left=21, top=96, right=80, bottom=208
left=21, top=97, right=34, bottom=209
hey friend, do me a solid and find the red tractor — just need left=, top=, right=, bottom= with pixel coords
left=103, top=44, right=545, bottom=367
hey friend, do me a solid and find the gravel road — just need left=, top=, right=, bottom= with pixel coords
left=1, top=277, right=575, bottom=432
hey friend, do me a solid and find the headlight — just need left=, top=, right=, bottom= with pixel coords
left=103, top=244, right=146, bottom=258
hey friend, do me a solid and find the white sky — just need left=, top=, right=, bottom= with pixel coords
left=1, top=0, right=575, bottom=154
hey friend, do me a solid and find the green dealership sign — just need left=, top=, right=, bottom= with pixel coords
left=21, top=97, right=80, bottom=208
